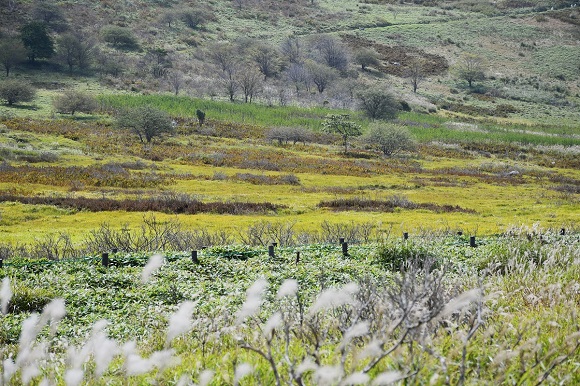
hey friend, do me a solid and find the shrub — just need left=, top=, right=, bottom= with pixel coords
left=116, top=105, right=175, bottom=143
left=357, top=88, right=400, bottom=120
left=0, top=80, right=36, bottom=106
left=101, top=26, right=139, bottom=50
left=53, top=90, right=98, bottom=115
left=363, top=123, right=416, bottom=157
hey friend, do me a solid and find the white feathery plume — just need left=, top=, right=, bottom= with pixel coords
left=371, top=371, right=403, bottom=385
left=296, top=358, right=317, bottom=376
left=3, top=358, right=17, bottom=384
left=234, top=363, right=254, bottom=384
left=276, top=279, right=298, bottom=299
left=166, top=301, right=196, bottom=345
left=357, top=339, right=383, bottom=361
left=440, top=289, right=482, bottom=318
left=40, top=298, right=66, bottom=335
left=64, top=369, right=84, bottom=386
left=341, top=321, right=369, bottom=349
left=141, top=254, right=164, bottom=283
left=263, top=312, right=282, bottom=338
left=149, top=349, right=180, bottom=372
left=1, top=277, right=12, bottom=315
left=309, top=283, right=359, bottom=315
left=18, top=313, right=40, bottom=350
left=236, top=279, right=268, bottom=324
left=198, top=369, right=215, bottom=386
left=343, top=372, right=370, bottom=385
left=176, top=374, right=191, bottom=386
left=313, top=365, right=342, bottom=386
left=21, top=364, right=41, bottom=386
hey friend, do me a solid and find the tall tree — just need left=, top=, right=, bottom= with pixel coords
left=116, top=106, right=175, bottom=143
left=20, top=22, right=55, bottom=62
left=0, top=38, right=27, bottom=76
left=405, top=56, right=425, bottom=93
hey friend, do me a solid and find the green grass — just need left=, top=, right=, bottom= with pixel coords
left=98, top=93, right=359, bottom=130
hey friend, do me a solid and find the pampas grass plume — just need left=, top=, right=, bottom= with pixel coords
left=1, top=277, right=12, bottom=315
left=166, top=301, right=196, bottom=345
left=141, top=254, right=164, bottom=283
left=276, top=279, right=298, bottom=299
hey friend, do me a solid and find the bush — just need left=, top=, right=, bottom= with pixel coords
left=116, top=105, right=174, bottom=143
left=363, top=123, right=415, bottom=157
left=101, top=26, right=139, bottom=50
left=0, top=80, right=36, bottom=106
left=357, top=88, right=400, bottom=120
left=53, top=90, right=98, bottom=115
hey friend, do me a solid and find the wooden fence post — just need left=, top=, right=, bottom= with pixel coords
left=403, top=232, right=409, bottom=241
left=339, top=238, right=345, bottom=244
left=342, top=242, right=348, bottom=256
left=470, top=236, right=477, bottom=248
left=295, top=251, right=300, bottom=264
left=0, top=258, right=3, bottom=269
left=268, top=245, right=275, bottom=258
left=560, top=228, right=566, bottom=236
left=192, top=250, right=199, bottom=264
left=101, top=252, right=109, bottom=267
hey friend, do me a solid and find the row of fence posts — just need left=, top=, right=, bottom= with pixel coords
left=3, top=229, right=567, bottom=269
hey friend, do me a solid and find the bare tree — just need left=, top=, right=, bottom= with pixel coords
left=308, top=34, right=349, bottom=73
left=167, top=70, right=185, bottom=95
left=56, top=33, right=95, bottom=73
left=238, top=65, right=263, bottom=103
left=280, top=36, right=303, bottom=64
left=405, top=56, right=425, bottom=93
left=283, top=63, right=308, bottom=93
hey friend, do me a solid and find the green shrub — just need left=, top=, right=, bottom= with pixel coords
left=9, top=284, right=55, bottom=314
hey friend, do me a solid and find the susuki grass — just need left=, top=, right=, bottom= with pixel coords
left=0, top=227, right=578, bottom=384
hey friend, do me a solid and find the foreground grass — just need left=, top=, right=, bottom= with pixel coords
left=0, top=228, right=578, bottom=384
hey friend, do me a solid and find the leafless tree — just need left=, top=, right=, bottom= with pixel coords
left=308, top=34, right=349, bottom=73
left=283, top=63, right=309, bottom=93
left=280, top=36, right=303, bottom=64
left=306, top=61, right=338, bottom=93
left=251, top=42, right=280, bottom=78
left=167, top=70, right=185, bottom=95
left=405, top=56, right=426, bottom=93
left=237, top=65, right=263, bottom=103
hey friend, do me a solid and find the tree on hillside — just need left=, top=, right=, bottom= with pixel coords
left=357, top=88, right=400, bottom=120
left=308, top=35, right=349, bottom=73
left=251, top=43, right=280, bottom=79
left=280, top=36, right=304, bottom=64
left=32, top=1, right=67, bottom=32
left=0, top=80, right=36, bottom=106
left=0, top=38, right=27, bottom=76
left=354, top=48, right=380, bottom=71
left=56, top=33, right=95, bottom=73
left=181, top=8, right=215, bottom=29
left=20, top=22, right=55, bottom=62
left=405, top=56, right=426, bottom=93
left=283, top=63, right=309, bottom=93
left=238, top=65, right=263, bottom=103
left=306, top=61, right=338, bottom=93
left=456, top=53, right=486, bottom=88
left=53, top=90, right=97, bottom=115
left=364, top=123, right=415, bottom=157
left=116, top=106, right=175, bottom=143
left=322, top=114, right=362, bottom=153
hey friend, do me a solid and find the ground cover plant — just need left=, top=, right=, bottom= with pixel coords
left=0, top=226, right=578, bottom=384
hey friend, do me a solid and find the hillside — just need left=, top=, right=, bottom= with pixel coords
left=0, top=0, right=579, bottom=124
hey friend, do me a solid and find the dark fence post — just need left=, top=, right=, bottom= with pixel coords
left=272, top=242, right=278, bottom=247
left=295, top=251, right=300, bottom=264
left=339, top=237, right=345, bottom=244
left=560, top=228, right=566, bottom=236
left=192, top=250, right=199, bottom=264
left=457, top=231, right=463, bottom=236
left=112, top=248, right=118, bottom=254
left=101, top=252, right=109, bottom=267
left=403, top=232, right=409, bottom=241
left=470, top=236, right=477, bottom=248
left=0, top=258, right=3, bottom=269
left=268, top=245, right=275, bottom=258
left=342, top=242, right=348, bottom=256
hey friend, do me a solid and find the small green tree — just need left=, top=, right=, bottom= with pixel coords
left=0, top=38, right=27, bottom=76
left=116, top=106, right=175, bottom=143
left=20, top=22, right=55, bottom=62
left=354, top=48, right=380, bottom=71
left=364, top=123, right=415, bottom=157
left=322, top=114, right=362, bottom=153
left=456, top=53, right=485, bottom=88
left=0, top=80, right=36, bottom=106
left=357, top=88, right=400, bottom=120
left=53, top=90, right=98, bottom=115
